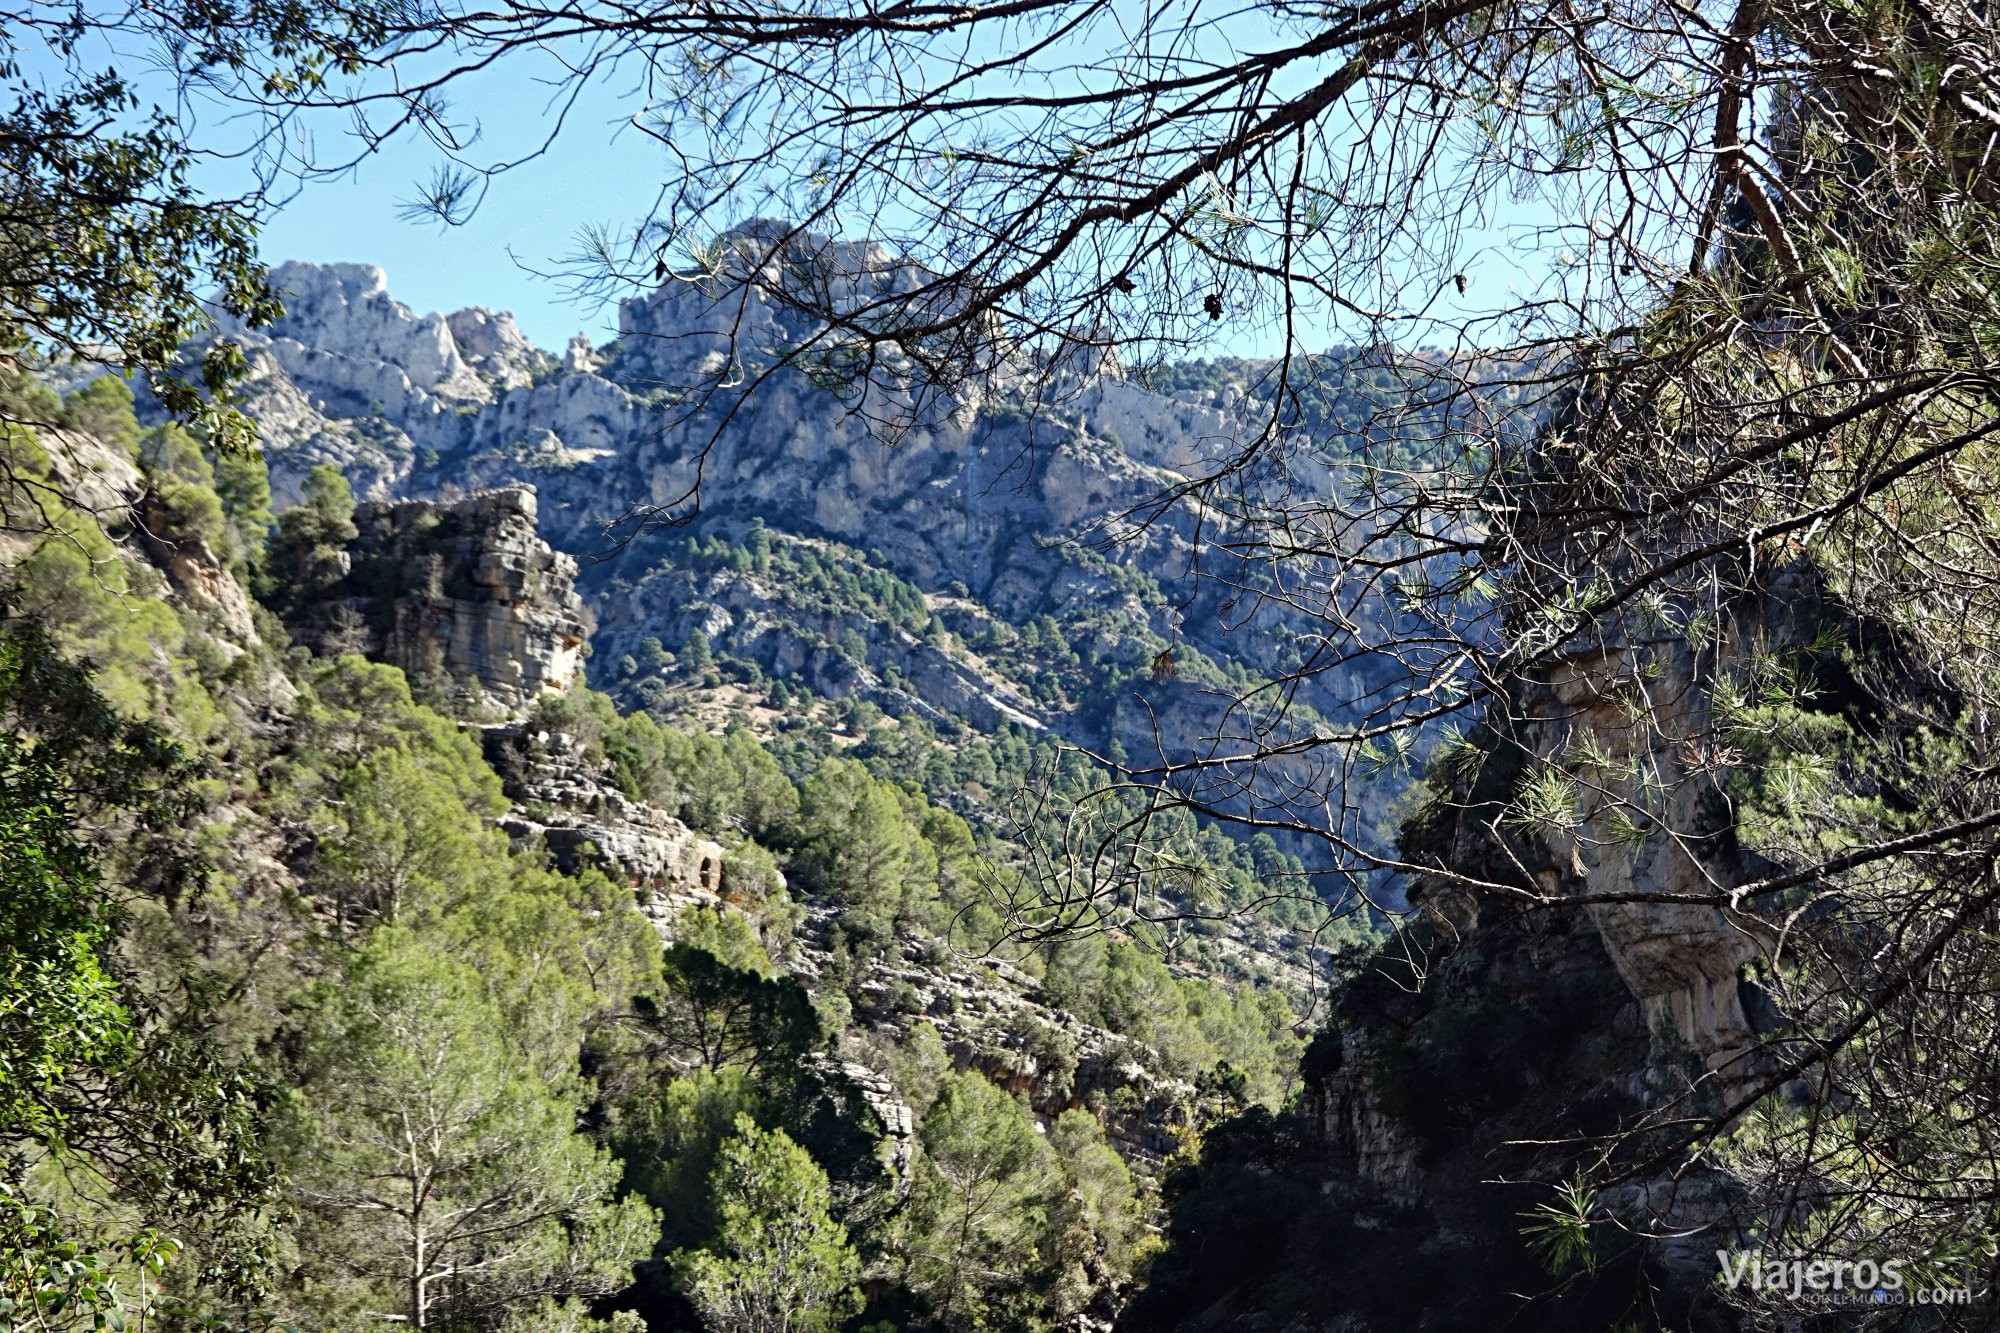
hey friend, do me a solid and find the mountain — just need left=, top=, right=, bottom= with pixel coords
left=0, top=368, right=1311, bottom=1331
left=12, top=238, right=1884, bottom=1332
left=194, top=246, right=1428, bottom=862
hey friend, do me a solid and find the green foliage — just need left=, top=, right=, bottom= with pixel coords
left=438, top=862, right=655, bottom=1082
left=1043, top=1109, right=1142, bottom=1312
left=259, top=464, right=356, bottom=611
left=498, top=1299, right=645, bottom=1333
left=0, top=657, right=128, bottom=1141
left=290, top=930, right=657, bottom=1329
left=0, top=1186, right=197, bottom=1333
left=795, top=758, right=941, bottom=953
left=0, top=611, right=288, bottom=1326
left=281, top=657, right=510, bottom=928
left=682, top=628, right=713, bottom=673
left=675, top=906, right=777, bottom=976
left=717, top=837, right=789, bottom=915
left=597, top=705, right=797, bottom=841
left=1520, top=1175, right=1602, bottom=1277
left=0, top=90, right=273, bottom=446
left=0, top=421, right=233, bottom=735
left=139, top=423, right=229, bottom=555
left=0, top=379, right=1324, bottom=1333
left=632, top=941, right=822, bottom=1076
left=57, top=376, right=141, bottom=458
left=1087, top=942, right=1300, bottom=1108
left=212, top=445, right=273, bottom=568
left=881, top=1020, right=954, bottom=1118
left=0, top=614, right=201, bottom=1140
left=672, top=1116, right=862, bottom=1333
left=617, top=1068, right=761, bottom=1252
left=904, top=1072, right=1058, bottom=1330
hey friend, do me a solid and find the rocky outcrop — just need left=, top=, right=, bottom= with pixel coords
left=480, top=722, right=726, bottom=904
left=814, top=1055, right=917, bottom=1188
left=198, top=243, right=1412, bottom=827
left=446, top=308, right=548, bottom=390
left=801, top=909, right=1197, bottom=1167
left=259, top=261, right=493, bottom=411
left=1401, top=590, right=1791, bottom=1093
left=289, top=486, right=591, bottom=712
left=1212, top=571, right=1829, bottom=1330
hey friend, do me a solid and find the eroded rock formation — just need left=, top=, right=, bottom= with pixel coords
left=286, top=486, right=591, bottom=713
left=184, top=245, right=1407, bottom=828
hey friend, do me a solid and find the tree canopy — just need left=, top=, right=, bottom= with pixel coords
left=671, top=1115, right=862, bottom=1333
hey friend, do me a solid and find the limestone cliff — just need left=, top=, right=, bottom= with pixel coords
left=1123, top=560, right=1847, bottom=1330
left=282, top=486, right=591, bottom=712
left=186, top=244, right=1408, bottom=846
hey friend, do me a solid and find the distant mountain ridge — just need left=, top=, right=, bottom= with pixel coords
left=186, top=239, right=1434, bottom=860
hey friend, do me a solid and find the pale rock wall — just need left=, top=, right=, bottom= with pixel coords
left=1546, top=647, right=1767, bottom=1082
left=446, top=308, right=547, bottom=390
left=294, top=487, right=593, bottom=712
left=262, top=261, right=491, bottom=407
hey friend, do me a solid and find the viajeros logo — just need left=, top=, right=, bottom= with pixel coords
left=1717, top=1251, right=1978, bottom=1306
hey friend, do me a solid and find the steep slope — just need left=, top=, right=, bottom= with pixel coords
left=1, top=377, right=1304, bottom=1330
left=192, top=244, right=1411, bottom=843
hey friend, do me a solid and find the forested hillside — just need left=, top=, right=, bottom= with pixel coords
left=13, top=0, right=2000, bottom=1327
left=0, top=364, right=1333, bottom=1331
left=174, top=255, right=1455, bottom=893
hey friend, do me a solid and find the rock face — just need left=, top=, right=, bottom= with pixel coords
left=1402, top=579, right=1803, bottom=1094
left=1194, top=571, right=1835, bottom=1330
left=480, top=722, right=726, bottom=900
left=193, top=241, right=1413, bottom=843
left=446, top=308, right=547, bottom=390
left=805, top=907, right=1196, bottom=1165
left=259, top=260, right=493, bottom=410
left=288, top=487, right=592, bottom=713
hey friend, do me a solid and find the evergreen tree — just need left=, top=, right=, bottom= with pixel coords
left=292, top=932, right=656, bottom=1330
left=0, top=613, right=280, bottom=1325
left=137, top=422, right=229, bottom=553
left=1043, top=1110, right=1140, bottom=1318
left=261, top=462, right=357, bottom=608
left=681, top=628, right=713, bottom=674
left=794, top=757, right=938, bottom=934
left=634, top=941, right=821, bottom=1077
left=673, top=1115, right=862, bottom=1333
left=0, top=633, right=130, bottom=1143
left=618, top=1068, right=760, bottom=1252
left=56, top=375, right=141, bottom=457
left=210, top=438, right=273, bottom=565
left=903, top=1072, right=1058, bottom=1330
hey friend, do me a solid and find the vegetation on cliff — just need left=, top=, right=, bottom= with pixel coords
left=13, top=0, right=2000, bottom=1325
left=0, top=373, right=1309, bottom=1331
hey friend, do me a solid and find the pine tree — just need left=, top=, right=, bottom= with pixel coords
left=681, top=628, right=713, bottom=674
left=673, top=1115, right=862, bottom=1333
left=261, top=462, right=358, bottom=609
left=292, top=932, right=656, bottom=1329
left=903, top=1072, right=1058, bottom=1330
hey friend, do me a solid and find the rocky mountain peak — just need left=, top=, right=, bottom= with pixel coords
left=446, top=307, right=546, bottom=389
left=261, top=260, right=492, bottom=406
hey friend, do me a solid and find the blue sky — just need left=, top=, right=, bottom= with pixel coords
left=249, top=69, right=659, bottom=351
left=11, top=1, right=1592, bottom=360
left=228, top=22, right=1572, bottom=359
left=256, top=118, right=1562, bottom=361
